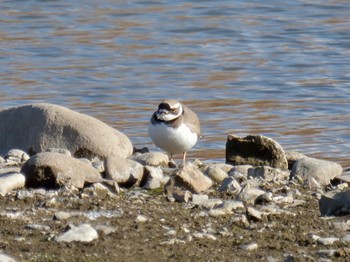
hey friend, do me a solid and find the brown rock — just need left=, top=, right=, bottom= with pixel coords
left=165, top=163, right=213, bottom=194
left=21, top=152, right=102, bottom=189
left=226, top=134, right=288, bottom=170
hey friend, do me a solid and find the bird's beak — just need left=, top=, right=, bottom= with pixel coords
left=156, top=109, right=168, bottom=120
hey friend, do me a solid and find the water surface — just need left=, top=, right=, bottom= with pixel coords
left=1, top=0, right=349, bottom=167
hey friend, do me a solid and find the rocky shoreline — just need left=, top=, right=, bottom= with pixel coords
left=0, top=103, right=349, bottom=261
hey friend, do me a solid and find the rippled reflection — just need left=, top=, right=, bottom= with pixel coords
left=0, top=0, right=349, bottom=167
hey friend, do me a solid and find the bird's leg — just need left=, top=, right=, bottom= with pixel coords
left=181, top=152, right=187, bottom=165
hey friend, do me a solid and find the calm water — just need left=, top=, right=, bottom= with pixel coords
left=1, top=0, right=349, bottom=167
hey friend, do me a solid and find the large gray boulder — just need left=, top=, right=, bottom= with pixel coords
left=21, top=152, right=102, bottom=189
left=0, top=103, right=133, bottom=159
left=226, top=134, right=288, bottom=170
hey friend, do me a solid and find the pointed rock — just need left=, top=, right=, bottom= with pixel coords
left=226, top=134, right=288, bottom=169
left=166, top=163, right=213, bottom=193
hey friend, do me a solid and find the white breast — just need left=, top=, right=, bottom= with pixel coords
left=148, top=122, right=198, bottom=155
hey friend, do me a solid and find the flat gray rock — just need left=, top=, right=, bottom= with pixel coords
left=226, top=134, right=288, bottom=170
left=291, top=157, right=343, bottom=187
left=21, top=152, right=102, bottom=189
left=56, top=224, right=98, bottom=243
left=0, top=103, right=133, bottom=159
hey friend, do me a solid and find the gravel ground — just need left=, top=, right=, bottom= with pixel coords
left=0, top=184, right=349, bottom=262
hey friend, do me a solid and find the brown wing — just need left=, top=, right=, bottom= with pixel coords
left=182, top=104, right=201, bottom=136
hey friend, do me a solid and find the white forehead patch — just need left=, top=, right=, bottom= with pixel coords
left=171, top=103, right=180, bottom=109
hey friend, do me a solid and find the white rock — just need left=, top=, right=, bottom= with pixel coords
left=191, top=194, right=209, bottom=205
left=0, top=172, right=25, bottom=196
left=0, top=253, right=16, bottom=262
left=317, top=237, right=339, bottom=246
left=240, top=242, right=258, bottom=251
left=218, top=177, right=241, bottom=194
left=4, top=149, right=30, bottom=163
left=136, top=215, right=148, bottom=223
left=221, top=200, right=245, bottom=211
left=56, top=224, right=98, bottom=243
left=208, top=208, right=233, bottom=217
left=341, top=234, right=350, bottom=243
left=205, top=166, right=228, bottom=183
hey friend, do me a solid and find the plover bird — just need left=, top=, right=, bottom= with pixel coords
left=148, top=99, right=201, bottom=164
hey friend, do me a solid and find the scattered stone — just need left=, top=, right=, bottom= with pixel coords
left=208, top=208, right=233, bottom=217
left=195, top=198, right=223, bottom=209
left=291, top=157, right=343, bottom=187
left=45, top=148, right=72, bottom=157
left=217, top=177, right=241, bottom=194
left=238, top=184, right=265, bottom=204
left=228, top=165, right=253, bottom=176
left=220, top=200, right=245, bottom=211
left=319, top=191, right=350, bottom=216
left=317, top=237, right=339, bottom=246
left=25, top=224, right=51, bottom=231
left=248, top=166, right=290, bottom=182
left=16, top=190, right=34, bottom=200
left=231, top=214, right=250, bottom=228
left=0, top=172, right=26, bottom=196
left=56, top=224, right=98, bottom=243
left=171, top=189, right=192, bottom=203
left=54, top=211, right=73, bottom=220
left=131, top=152, right=169, bottom=167
left=142, top=166, right=168, bottom=189
left=0, top=103, right=133, bottom=159
left=165, top=163, right=213, bottom=194
left=192, top=232, right=216, bottom=240
left=240, top=242, right=258, bottom=251
left=226, top=134, right=288, bottom=169
left=104, top=155, right=144, bottom=187
left=4, top=149, right=30, bottom=164
left=246, top=207, right=264, bottom=221
left=255, top=192, right=273, bottom=205
left=204, top=166, right=228, bottom=183
left=285, top=151, right=307, bottom=169
left=136, top=215, right=149, bottom=223
left=0, top=253, right=16, bottom=262
left=95, top=225, right=117, bottom=235
left=21, top=152, right=102, bottom=189
left=191, top=194, right=209, bottom=205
